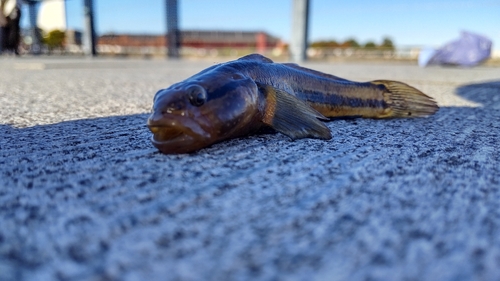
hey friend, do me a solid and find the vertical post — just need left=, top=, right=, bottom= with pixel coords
left=27, top=0, right=41, bottom=55
left=290, top=0, right=309, bottom=62
left=165, top=0, right=180, bottom=58
left=256, top=32, right=266, bottom=54
left=83, top=0, right=96, bottom=56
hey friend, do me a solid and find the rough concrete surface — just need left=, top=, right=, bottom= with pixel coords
left=0, top=57, right=499, bottom=281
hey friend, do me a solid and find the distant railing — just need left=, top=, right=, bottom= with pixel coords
left=307, top=46, right=423, bottom=60
left=93, top=45, right=288, bottom=59
left=57, top=44, right=431, bottom=61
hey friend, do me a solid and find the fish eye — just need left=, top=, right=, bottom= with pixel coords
left=187, top=85, right=207, bottom=107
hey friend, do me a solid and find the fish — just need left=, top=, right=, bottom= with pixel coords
left=148, top=54, right=438, bottom=154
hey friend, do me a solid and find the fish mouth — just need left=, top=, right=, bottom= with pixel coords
left=149, top=126, right=200, bottom=154
left=150, top=126, right=191, bottom=143
left=147, top=116, right=212, bottom=154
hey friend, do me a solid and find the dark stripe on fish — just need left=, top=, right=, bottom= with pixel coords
left=297, top=90, right=388, bottom=109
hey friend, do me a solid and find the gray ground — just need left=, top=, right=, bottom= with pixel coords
left=0, top=56, right=499, bottom=281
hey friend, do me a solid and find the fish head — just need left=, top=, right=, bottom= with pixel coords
left=148, top=66, right=261, bottom=154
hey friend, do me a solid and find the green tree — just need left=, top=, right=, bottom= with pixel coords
left=342, top=38, right=360, bottom=48
left=364, top=41, right=376, bottom=49
left=310, top=40, right=339, bottom=48
left=43, top=30, right=66, bottom=52
left=381, top=37, right=395, bottom=50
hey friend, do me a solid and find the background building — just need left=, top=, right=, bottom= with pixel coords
left=96, top=30, right=284, bottom=57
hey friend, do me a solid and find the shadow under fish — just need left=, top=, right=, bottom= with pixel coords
left=148, top=54, right=438, bottom=154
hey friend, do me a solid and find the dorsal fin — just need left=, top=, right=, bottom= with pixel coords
left=282, top=63, right=350, bottom=82
left=238, top=53, right=274, bottom=63
left=257, top=83, right=332, bottom=140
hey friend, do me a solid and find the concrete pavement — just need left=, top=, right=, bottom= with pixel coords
left=1, top=57, right=499, bottom=281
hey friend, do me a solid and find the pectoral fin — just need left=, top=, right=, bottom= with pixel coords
left=257, top=83, right=332, bottom=140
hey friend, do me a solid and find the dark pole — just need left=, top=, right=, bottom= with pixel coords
left=290, top=0, right=309, bottom=62
left=165, top=0, right=180, bottom=58
left=27, top=0, right=41, bottom=55
left=83, top=0, right=96, bottom=56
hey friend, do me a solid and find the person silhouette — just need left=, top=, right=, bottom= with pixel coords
left=0, top=0, right=21, bottom=55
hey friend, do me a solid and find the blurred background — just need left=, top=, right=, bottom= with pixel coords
left=1, top=0, right=499, bottom=64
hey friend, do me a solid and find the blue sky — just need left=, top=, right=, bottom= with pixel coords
left=22, top=0, right=500, bottom=49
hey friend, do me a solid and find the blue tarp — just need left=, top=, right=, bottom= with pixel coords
left=419, top=31, right=492, bottom=67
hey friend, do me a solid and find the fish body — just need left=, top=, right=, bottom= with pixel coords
left=148, top=54, right=438, bottom=154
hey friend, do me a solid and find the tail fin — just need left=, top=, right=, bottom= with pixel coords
left=371, top=80, right=439, bottom=118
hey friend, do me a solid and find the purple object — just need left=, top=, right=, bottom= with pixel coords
left=427, top=31, right=492, bottom=67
